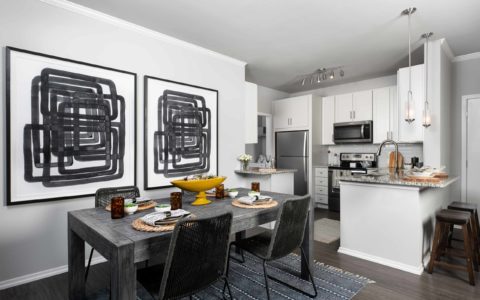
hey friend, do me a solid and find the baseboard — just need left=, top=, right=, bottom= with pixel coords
left=0, top=256, right=107, bottom=290
left=338, top=247, right=424, bottom=275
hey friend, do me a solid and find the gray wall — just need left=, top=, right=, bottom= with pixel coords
left=0, top=0, right=245, bottom=285
left=257, top=85, right=288, bottom=114
left=450, top=56, right=480, bottom=199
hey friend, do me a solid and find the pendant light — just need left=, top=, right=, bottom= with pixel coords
left=402, top=7, right=416, bottom=123
left=422, top=32, right=433, bottom=128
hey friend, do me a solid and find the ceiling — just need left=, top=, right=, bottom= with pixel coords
left=70, top=0, right=480, bottom=93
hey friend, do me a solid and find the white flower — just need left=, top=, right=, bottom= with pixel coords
left=237, top=154, right=252, bottom=162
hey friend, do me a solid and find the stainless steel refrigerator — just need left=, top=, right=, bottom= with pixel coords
left=275, top=130, right=308, bottom=196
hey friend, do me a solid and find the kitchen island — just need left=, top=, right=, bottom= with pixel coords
left=338, top=170, right=457, bottom=275
left=234, top=168, right=296, bottom=194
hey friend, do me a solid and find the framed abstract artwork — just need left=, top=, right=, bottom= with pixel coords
left=6, top=47, right=136, bottom=205
left=144, top=76, right=218, bottom=189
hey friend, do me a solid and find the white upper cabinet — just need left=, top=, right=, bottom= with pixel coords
left=335, top=91, right=372, bottom=123
left=397, top=64, right=425, bottom=142
left=322, top=96, right=335, bottom=145
left=373, top=86, right=397, bottom=143
left=352, top=90, right=373, bottom=121
left=244, top=82, right=258, bottom=144
left=273, top=95, right=310, bottom=131
left=335, top=93, right=353, bottom=123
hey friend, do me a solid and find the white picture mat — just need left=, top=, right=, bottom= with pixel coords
left=145, top=77, right=218, bottom=188
left=9, top=50, right=136, bottom=203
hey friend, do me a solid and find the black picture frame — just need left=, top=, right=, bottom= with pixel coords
left=5, top=46, right=137, bottom=205
left=144, top=75, right=219, bottom=190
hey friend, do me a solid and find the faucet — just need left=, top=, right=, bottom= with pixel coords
left=376, top=139, right=399, bottom=172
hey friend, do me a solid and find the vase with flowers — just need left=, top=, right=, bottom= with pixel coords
left=237, top=154, right=252, bottom=171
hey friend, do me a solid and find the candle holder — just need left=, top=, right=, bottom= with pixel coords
left=215, top=184, right=225, bottom=199
left=111, top=196, right=125, bottom=219
left=170, top=192, right=182, bottom=210
left=251, top=182, right=260, bottom=192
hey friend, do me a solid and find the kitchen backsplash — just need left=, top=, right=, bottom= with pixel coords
left=326, top=143, right=424, bottom=168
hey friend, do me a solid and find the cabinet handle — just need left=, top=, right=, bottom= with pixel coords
left=353, top=111, right=356, bottom=119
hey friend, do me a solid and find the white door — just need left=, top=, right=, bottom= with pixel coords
left=322, top=96, right=335, bottom=145
left=335, top=93, right=353, bottom=123
left=467, top=98, right=480, bottom=207
left=373, top=87, right=390, bottom=143
left=352, top=90, right=373, bottom=121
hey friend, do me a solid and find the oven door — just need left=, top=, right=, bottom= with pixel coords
left=333, top=121, right=373, bottom=144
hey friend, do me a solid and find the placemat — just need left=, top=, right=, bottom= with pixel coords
left=131, top=214, right=195, bottom=232
left=105, top=200, right=157, bottom=212
left=231, top=199, right=278, bottom=209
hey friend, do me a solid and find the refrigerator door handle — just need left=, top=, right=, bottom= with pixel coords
left=303, top=133, right=308, bottom=185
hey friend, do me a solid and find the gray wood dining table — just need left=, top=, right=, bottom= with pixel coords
left=68, top=188, right=313, bottom=300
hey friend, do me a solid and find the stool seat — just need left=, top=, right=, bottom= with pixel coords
left=436, top=209, right=471, bottom=225
left=448, top=201, right=478, bottom=212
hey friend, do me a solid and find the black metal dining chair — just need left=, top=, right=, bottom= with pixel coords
left=137, top=212, right=234, bottom=300
left=85, top=186, right=141, bottom=281
left=227, top=195, right=317, bottom=299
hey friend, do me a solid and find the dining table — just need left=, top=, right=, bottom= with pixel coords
left=68, top=188, right=314, bottom=300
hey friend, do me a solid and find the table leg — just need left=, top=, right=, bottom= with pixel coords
left=110, top=243, right=135, bottom=300
left=301, top=208, right=314, bottom=280
left=68, top=224, right=85, bottom=300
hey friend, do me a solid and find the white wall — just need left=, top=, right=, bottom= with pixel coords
left=0, top=0, right=246, bottom=285
left=289, top=74, right=397, bottom=98
left=450, top=54, right=480, bottom=200
left=257, top=85, right=288, bottom=114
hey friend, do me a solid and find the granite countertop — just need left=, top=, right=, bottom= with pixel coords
left=339, top=169, right=458, bottom=188
left=234, top=168, right=297, bottom=176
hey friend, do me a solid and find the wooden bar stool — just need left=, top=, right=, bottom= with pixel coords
left=427, top=209, right=477, bottom=285
left=448, top=201, right=480, bottom=240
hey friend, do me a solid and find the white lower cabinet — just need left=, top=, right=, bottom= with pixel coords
left=314, top=167, right=328, bottom=207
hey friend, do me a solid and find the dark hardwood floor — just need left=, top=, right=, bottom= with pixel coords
left=1, top=208, right=479, bottom=299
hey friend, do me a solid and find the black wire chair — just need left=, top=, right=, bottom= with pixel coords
left=137, top=212, right=234, bottom=300
left=227, top=195, right=317, bottom=299
left=85, top=186, right=141, bottom=281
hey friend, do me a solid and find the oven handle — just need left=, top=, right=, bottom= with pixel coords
left=360, top=124, right=365, bottom=138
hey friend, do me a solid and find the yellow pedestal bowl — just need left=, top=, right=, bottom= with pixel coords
left=170, top=176, right=226, bottom=206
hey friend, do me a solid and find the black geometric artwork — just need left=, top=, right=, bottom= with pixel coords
left=154, top=89, right=211, bottom=178
left=23, top=68, right=125, bottom=187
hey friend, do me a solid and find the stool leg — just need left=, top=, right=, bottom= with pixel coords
left=468, top=221, right=479, bottom=272
left=448, top=224, right=454, bottom=248
left=462, top=224, right=476, bottom=285
left=428, top=221, right=443, bottom=274
left=470, top=214, right=480, bottom=267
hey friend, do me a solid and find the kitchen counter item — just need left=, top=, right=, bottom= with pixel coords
left=389, top=151, right=404, bottom=169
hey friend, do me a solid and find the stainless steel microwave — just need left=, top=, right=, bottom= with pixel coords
left=333, top=121, right=373, bottom=144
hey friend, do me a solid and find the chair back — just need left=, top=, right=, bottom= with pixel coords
left=268, top=195, right=310, bottom=260
left=159, top=212, right=233, bottom=300
left=94, top=186, right=140, bottom=208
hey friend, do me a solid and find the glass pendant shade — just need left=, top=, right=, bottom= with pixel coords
left=422, top=101, right=432, bottom=127
left=405, top=90, right=415, bottom=123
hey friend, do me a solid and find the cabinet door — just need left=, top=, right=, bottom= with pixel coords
left=352, top=90, right=373, bottom=121
left=389, top=86, right=398, bottom=141
left=373, top=87, right=390, bottom=143
left=244, top=82, right=258, bottom=143
left=289, top=95, right=310, bottom=128
left=335, top=93, right=353, bottom=123
left=322, top=96, right=335, bottom=145
left=273, top=99, right=290, bottom=130
left=397, top=64, right=424, bottom=142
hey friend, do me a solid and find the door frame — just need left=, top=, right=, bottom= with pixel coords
left=461, top=94, right=480, bottom=202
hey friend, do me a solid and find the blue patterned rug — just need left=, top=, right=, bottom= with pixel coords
left=90, top=252, right=373, bottom=299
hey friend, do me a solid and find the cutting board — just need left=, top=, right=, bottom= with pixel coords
left=402, top=176, right=442, bottom=183
left=389, top=151, right=404, bottom=169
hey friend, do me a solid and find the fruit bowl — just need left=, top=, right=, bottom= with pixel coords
left=170, top=176, right=227, bottom=206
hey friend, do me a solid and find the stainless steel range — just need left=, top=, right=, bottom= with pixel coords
left=328, top=153, right=377, bottom=212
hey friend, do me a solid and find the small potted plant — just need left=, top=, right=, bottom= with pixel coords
left=237, top=154, right=252, bottom=171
